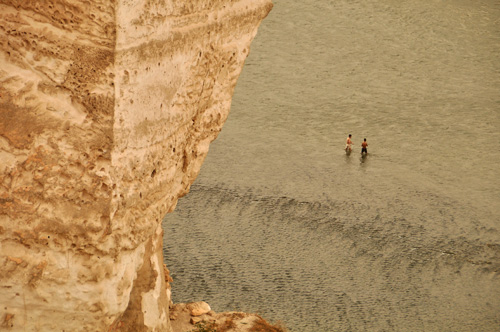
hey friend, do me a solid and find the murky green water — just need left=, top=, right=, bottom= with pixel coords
left=163, top=1, right=500, bottom=331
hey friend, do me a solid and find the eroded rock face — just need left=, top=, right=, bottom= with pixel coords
left=169, top=302, right=286, bottom=332
left=0, top=1, right=272, bottom=331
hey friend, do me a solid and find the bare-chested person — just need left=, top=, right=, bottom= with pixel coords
left=361, top=138, right=368, bottom=154
left=345, top=134, right=353, bottom=153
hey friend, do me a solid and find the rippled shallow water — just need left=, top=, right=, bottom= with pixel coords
left=163, top=1, right=500, bottom=331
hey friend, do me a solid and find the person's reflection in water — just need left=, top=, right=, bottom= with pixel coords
left=360, top=152, right=368, bottom=165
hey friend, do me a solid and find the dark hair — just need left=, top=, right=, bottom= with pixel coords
left=349, top=134, right=352, bottom=137
left=364, top=138, right=366, bottom=141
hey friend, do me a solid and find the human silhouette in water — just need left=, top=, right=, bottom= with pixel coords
left=345, top=134, right=353, bottom=153
left=361, top=138, right=368, bottom=155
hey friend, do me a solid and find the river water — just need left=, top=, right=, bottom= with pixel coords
left=162, top=1, right=500, bottom=331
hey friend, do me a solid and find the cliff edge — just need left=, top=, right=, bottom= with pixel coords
left=0, top=1, right=272, bottom=331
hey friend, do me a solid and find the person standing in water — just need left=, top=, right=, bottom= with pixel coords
left=361, top=138, right=368, bottom=155
left=345, top=134, right=353, bottom=153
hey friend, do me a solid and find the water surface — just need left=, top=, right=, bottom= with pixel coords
left=163, top=1, right=500, bottom=331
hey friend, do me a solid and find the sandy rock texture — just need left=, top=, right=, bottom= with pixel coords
left=169, top=302, right=286, bottom=332
left=0, top=0, right=272, bottom=331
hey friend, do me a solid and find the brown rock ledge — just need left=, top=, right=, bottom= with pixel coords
left=169, top=302, right=287, bottom=332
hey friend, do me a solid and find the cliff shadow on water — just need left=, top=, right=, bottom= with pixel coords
left=163, top=183, right=499, bottom=332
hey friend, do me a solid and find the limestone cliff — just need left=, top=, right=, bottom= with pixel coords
left=0, top=1, right=272, bottom=331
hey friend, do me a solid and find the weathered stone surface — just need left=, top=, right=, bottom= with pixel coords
left=0, top=0, right=272, bottom=331
left=169, top=303, right=286, bottom=332
left=186, top=301, right=211, bottom=316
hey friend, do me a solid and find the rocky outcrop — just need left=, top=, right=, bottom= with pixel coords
left=169, top=302, right=286, bottom=332
left=0, top=1, right=272, bottom=331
